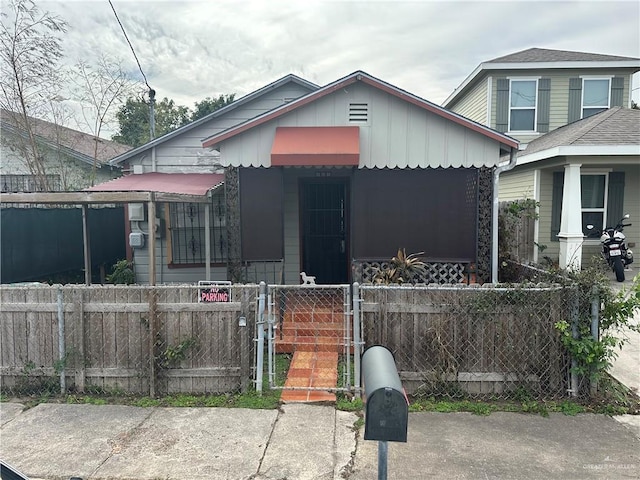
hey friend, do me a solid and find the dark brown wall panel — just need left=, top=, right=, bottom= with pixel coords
left=351, top=168, right=477, bottom=260
left=240, top=168, right=283, bottom=260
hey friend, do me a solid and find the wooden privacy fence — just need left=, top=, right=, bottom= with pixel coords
left=0, top=284, right=258, bottom=396
left=359, top=284, right=572, bottom=399
left=499, top=201, right=536, bottom=263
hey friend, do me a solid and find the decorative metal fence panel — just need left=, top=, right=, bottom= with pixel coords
left=0, top=284, right=258, bottom=397
left=265, top=285, right=353, bottom=392
left=357, top=284, right=575, bottom=400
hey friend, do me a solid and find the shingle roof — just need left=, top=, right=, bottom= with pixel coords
left=443, top=48, right=640, bottom=108
left=1, top=109, right=130, bottom=166
left=523, top=107, right=640, bottom=156
left=488, top=48, right=639, bottom=63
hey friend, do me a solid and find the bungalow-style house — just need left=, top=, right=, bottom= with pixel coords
left=0, top=109, right=128, bottom=192
left=443, top=48, right=640, bottom=270
left=105, top=71, right=518, bottom=285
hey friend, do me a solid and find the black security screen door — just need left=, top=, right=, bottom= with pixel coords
left=300, top=179, right=349, bottom=284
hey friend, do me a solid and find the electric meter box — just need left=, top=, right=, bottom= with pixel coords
left=129, top=232, right=145, bottom=248
left=128, top=203, right=145, bottom=221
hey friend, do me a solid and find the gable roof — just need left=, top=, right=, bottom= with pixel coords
left=443, top=48, right=640, bottom=108
left=108, top=74, right=319, bottom=166
left=517, top=107, right=640, bottom=164
left=1, top=108, right=130, bottom=167
left=202, top=70, right=518, bottom=151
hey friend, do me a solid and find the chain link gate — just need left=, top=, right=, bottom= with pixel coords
left=256, top=284, right=356, bottom=395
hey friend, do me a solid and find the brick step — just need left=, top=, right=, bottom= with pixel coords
left=276, top=335, right=346, bottom=354
left=282, top=312, right=344, bottom=323
left=281, top=326, right=344, bottom=337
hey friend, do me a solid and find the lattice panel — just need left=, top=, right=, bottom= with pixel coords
left=354, top=261, right=471, bottom=284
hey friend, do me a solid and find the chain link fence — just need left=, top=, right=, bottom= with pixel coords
left=357, top=283, right=582, bottom=400
left=2, top=280, right=608, bottom=401
left=265, top=285, right=353, bottom=393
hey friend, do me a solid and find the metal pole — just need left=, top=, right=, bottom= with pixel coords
left=378, top=440, right=388, bottom=480
left=57, top=287, right=66, bottom=394
left=590, top=285, right=600, bottom=396
left=570, top=286, right=579, bottom=397
left=205, top=203, right=211, bottom=281
left=256, top=282, right=266, bottom=394
left=267, top=291, right=275, bottom=388
left=590, top=285, right=599, bottom=342
left=149, top=88, right=156, bottom=139
left=345, top=285, right=351, bottom=389
left=81, top=205, right=91, bottom=285
left=148, top=199, right=157, bottom=286
left=353, top=282, right=361, bottom=392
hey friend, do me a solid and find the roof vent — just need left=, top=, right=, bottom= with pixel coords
left=349, top=103, right=368, bottom=123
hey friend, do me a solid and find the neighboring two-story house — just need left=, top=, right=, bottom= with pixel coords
left=443, top=48, right=640, bottom=271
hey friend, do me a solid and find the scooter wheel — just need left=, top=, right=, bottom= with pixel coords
left=613, top=257, right=625, bottom=282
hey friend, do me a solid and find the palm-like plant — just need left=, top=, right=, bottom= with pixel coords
left=373, top=249, right=427, bottom=284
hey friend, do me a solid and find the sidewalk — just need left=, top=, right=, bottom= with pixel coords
left=609, top=270, right=640, bottom=398
left=1, top=402, right=639, bottom=480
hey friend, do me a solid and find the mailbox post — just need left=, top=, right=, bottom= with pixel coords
left=361, top=345, right=408, bottom=480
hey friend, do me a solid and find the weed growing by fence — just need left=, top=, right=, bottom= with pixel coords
left=555, top=270, right=640, bottom=392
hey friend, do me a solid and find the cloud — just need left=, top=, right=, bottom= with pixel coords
left=37, top=0, right=640, bottom=124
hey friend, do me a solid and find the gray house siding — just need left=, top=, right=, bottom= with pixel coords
left=220, top=82, right=501, bottom=169
left=124, top=83, right=313, bottom=174
left=0, top=138, right=118, bottom=191
left=128, top=83, right=313, bottom=285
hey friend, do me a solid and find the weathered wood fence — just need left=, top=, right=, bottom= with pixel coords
left=499, top=201, right=536, bottom=263
left=0, top=284, right=258, bottom=396
left=359, top=284, right=572, bottom=398
left=2, top=282, right=580, bottom=400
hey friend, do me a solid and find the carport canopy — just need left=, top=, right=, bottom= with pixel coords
left=1, top=172, right=225, bottom=285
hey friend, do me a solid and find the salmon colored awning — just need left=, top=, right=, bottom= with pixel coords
left=271, top=126, right=359, bottom=166
left=85, top=172, right=224, bottom=196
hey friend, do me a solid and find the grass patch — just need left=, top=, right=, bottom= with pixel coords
left=336, top=394, right=364, bottom=412
left=408, top=397, right=603, bottom=417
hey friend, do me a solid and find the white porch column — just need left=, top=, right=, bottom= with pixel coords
left=558, top=163, right=584, bottom=271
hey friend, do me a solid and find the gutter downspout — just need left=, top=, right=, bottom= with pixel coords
left=492, top=147, right=518, bottom=283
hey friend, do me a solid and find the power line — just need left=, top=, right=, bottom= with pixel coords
left=108, top=0, right=151, bottom=90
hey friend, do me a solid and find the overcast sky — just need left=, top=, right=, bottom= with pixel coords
left=39, top=0, right=640, bottom=133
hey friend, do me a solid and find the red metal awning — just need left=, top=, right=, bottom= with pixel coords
left=85, top=172, right=224, bottom=196
left=271, top=126, right=359, bottom=166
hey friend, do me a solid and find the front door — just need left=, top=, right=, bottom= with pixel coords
left=300, top=179, right=349, bottom=284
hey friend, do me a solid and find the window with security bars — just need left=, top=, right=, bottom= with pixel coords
left=1, top=174, right=61, bottom=192
left=168, top=192, right=227, bottom=265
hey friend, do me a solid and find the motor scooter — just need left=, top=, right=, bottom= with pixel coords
left=587, top=214, right=633, bottom=282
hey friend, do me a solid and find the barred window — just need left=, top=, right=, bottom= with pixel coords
left=168, top=191, right=226, bottom=265
left=1, top=174, right=61, bottom=192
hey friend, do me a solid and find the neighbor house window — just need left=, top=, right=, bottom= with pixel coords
left=168, top=191, right=226, bottom=265
left=1, top=174, right=61, bottom=192
left=581, top=173, right=607, bottom=236
left=582, top=78, right=610, bottom=118
left=509, top=79, right=537, bottom=131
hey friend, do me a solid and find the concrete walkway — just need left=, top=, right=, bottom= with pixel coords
left=1, top=402, right=639, bottom=480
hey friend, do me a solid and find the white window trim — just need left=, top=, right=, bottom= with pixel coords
left=507, top=78, right=539, bottom=133
left=581, top=171, right=610, bottom=242
left=580, top=76, right=612, bottom=119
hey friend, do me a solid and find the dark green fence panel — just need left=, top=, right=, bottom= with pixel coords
left=1, top=207, right=125, bottom=283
